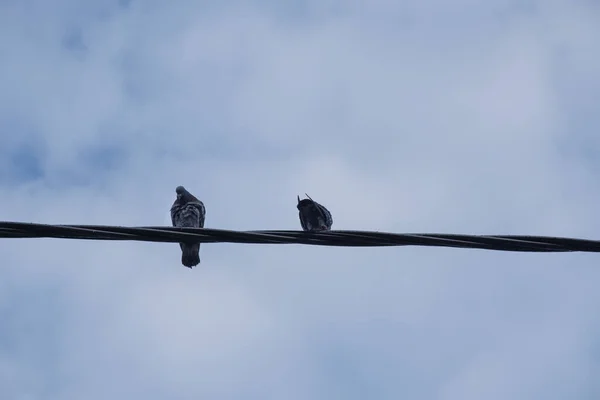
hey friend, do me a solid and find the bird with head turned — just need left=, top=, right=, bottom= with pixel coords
left=297, top=194, right=333, bottom=232
left=170, top=185, right=206, bottom=268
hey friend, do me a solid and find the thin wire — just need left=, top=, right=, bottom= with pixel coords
left=0, top=221, right=599, bottom=253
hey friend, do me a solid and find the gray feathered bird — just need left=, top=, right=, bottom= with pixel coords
left=170, top=186, right=206, bottom=268
left=297, top=194, right=333, bottom=232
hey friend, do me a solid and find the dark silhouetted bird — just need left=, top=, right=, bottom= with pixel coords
left=170, top=186, right=206, bottom=268
left=297, top=194, right=333, bottom=232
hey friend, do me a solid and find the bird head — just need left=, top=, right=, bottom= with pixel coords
left=175, top=186, right=186, bottom=201
left=297, top=194, right=316, bottom=211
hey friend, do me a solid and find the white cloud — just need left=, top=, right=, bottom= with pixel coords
left=1, top=0, right=600, bottom=398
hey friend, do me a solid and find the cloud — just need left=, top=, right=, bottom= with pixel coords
left=1, top=0, right=600, bottom=399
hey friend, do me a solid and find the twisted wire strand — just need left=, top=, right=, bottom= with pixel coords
left=0, top=221, right=599, bottom=253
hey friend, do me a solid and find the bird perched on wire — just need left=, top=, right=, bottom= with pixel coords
left=170, top=185, right=206, bottom=268
left=297, top=194, right=333, bottom=232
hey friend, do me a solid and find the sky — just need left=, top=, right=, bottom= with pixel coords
left=1, top=0, right=600, bottom=398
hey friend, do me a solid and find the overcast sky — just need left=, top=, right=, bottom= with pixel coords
left=1, top=0, right=600, bottom=399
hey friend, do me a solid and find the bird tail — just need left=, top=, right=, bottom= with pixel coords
left=180, top=243, right=201, bottom=268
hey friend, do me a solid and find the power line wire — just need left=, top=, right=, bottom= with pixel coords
left=0, top=221, right=598, bottom=253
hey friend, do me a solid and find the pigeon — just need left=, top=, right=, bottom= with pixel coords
left=170, top=186, right=206, bottom=268
left=297, top=194, right=333, bottom=232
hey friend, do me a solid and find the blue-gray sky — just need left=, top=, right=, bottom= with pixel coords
left=1, top=0, right=600, bottom=398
